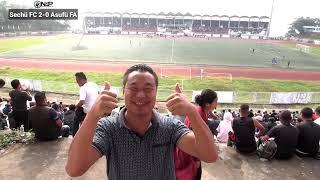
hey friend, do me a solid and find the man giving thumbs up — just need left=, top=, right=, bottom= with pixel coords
left=66, top=64, right=217, bottom=180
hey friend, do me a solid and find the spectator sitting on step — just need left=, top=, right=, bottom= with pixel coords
left=216, top=112, right=233, bottom=143
left=263, top=110, right=270, bottom=121
left=264, top=117, right=277, bottom=133
left=295, top=107, right=320, bottom=159
left=29, top=91, right=70, bottom=141
left=261, top=110, right=299, bottom=159
left=59, top=102, right=65, bottom=112
left=52, top=103, right=64, bottom=120
left=63, top=104, right=76, bottom=135
left=230, top=104, right=265, bottom=154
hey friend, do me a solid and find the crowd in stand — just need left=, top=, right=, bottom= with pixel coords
left=122, top=23, right=157, bottom=32
left=85, top=16, right=266, bottom=36
left=1, top=64, right=320, bottom=179
left=192, top=25, right=229, bottom=34
left=206, top=106, right=320, bottom=160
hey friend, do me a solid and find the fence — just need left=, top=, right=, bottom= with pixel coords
left=2, top=77, right=320, bottom=104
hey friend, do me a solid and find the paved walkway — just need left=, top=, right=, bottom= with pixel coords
left=0, top=138, right=319, bottom=180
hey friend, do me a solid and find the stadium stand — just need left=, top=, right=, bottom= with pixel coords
left=83, top=12, right=269, bottom=37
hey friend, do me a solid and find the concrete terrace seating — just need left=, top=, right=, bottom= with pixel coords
left=0, top=138, right=319, bottom=180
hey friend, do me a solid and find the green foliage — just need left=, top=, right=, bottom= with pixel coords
left=1, top=67, right=320, bottom=101
left=1, top=35, right=320, bottom=70
left=0, top=130, right=35, bottom=150
left=0, top=37, right=44, bottom=52
left=312, top=47, right=320, bottom=56
left=288, top=17, right=320, bottom=35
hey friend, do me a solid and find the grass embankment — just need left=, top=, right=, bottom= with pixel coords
left=0, top=37, right=45, bottom=53
left=1, top=67, right=320, bottom=103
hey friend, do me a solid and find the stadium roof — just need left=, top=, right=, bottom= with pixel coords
left=83, top=11, right=269, bottom=19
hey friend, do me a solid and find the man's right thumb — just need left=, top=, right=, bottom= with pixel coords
left=104, top=81, right=111, bottom=91
left=175, top=83, right=182, bottom=93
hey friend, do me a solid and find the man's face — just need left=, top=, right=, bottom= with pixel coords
left=124, top=71, right=157, bottom=116
left=76, top=77, right=84, bottom=87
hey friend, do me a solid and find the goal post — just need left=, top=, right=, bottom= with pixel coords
left=296, top=44, right=310, bottom=53
left=200, top=71, right=233, bottom=82
left=159, top=67, right=192, bottom=80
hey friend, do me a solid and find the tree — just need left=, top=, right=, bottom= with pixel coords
left=0, top=1, right=8, bottom=23
left=288, top=17, right=320, bottom=35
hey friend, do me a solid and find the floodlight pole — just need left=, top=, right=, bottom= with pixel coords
left=267, top=0, right=275, bottom=38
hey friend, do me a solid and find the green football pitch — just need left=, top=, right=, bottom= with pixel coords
left=0, top=35, right=320, bottom=70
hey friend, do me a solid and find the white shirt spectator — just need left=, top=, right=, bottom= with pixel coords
left=217, top=112, right=233, bottom=143
left=254, top=115, right=263, bottom=122
left=79, top=82, right=99, bottom=113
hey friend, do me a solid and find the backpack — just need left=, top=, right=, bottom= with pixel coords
left=257, top=139, right=277, bottom=160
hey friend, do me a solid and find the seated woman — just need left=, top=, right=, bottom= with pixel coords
left=175, top=89, right=218, bottom=180
left=216, top=112, right=233, bottom=143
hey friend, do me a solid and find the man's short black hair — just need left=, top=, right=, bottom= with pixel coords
left=11, top=79, right=20, bottom=89
left=69, top=104, right=76, bottom=111
left=122, top=64, right=158, bottom=87
left=34, top=91, right=46, bottom=105
left=52, top=103, right=59, bottom=111
left=0, top=78, right=5, bottom=88
left=240, top=104, right=249, bottom=113
left=280, top=110, right=292, bottom=126
left=75, top=72, right=87, bottom=81
left=301, top=107, right=314, bottom=119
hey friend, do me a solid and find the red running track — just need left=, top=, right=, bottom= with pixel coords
left=0, top=58, right=319, bottom=81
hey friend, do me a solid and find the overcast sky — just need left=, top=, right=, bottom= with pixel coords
left=11, top=0, right=320, bottom=36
